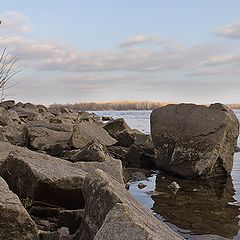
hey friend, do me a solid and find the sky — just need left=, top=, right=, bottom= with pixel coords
left=0, top=1, right=240, bottom=105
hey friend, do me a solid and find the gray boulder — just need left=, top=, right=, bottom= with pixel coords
left=0, top=176, right=39, bottom=240
left=71, top=122, right=116, bottom=149
left=74, top=169, right=183, bottom=240
left=150, top=103, right=239, bottom=178
left=71, top=140, right=113, bottom=162
left=24, top=121, right=73, bottom=155
left=0, top=147, right=86, bottom=209
left=0, top=141, right=16, bottom=166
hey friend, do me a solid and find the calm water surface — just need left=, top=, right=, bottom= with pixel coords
left=94, top=110, right=240, bottom=240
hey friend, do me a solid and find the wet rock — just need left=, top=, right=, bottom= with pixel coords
left=24, top=121, right=73, bottom=155
left=74, top=169, right=182, bottom=240
left=126, top=144, right=156, bottom=169
left=73, top=140, right=113, bottom=162
left=102, top=116, right=113, bottom=121
left=151, top=103, right=239, bottom=178
left=71, top=121, right=116, bottom=149
left=0, top=147, right=86, bottom=209
left=168, top=181, right=180, bottom=194
left=235, top=146, right=240, bottom=153
left=137, top=182, right=147, bottom=189
left=0, top=176, right=39, bottom=240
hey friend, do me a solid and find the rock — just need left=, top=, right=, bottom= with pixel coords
left=1, top=122, right=24, bottom=145
left=37, top=104, right=48, bottom=113
left=29, top=205, right=63, bottom=218
left=74, top=169, right=183, bottom=240
left=150, top=103, right=239, bottom=178
left=0, top=115, right=11, bottom=126
left=102, top=116, right=113, bottom=121
left=104, top=118, right=131, bottom=135
left=58, top=209, right=84, bottom=234
left=73, top=159, right=124, bottom=184
left=235, top=146, right=240, bottom=153
left=14, top=107, right=41, bottom=122
left=168, top=181, right=180, bottom=194
left=0, top=176, right=39, bottom=240
left=23, top=102, right=38, bottom=112
left=72, top=140, right=113, bottom=162
left=114, top=129, right=135, bottom=147
left=78, top=111, right=101, bottom=123
left=0, top=100, right=15, bottom=109
left=24, top=121, right=73, bottom=155
left=0, top=146, right=124, bottom=209
left=137, top=182, right=147, bottom=189
left=71, top=122, right=116, bottom=149
left=107, top=145, right=128, bottom=161
left=0, top=106, right=5, bottom=113
left=60, top=149, right=83, bottom=162
left=38, top=230, right=59, bottom=240
left=2, top=109, right=21, bottom=122
left=125, top=144, right=156, bottom=169
left=0, top=147, right=86, bottom=209
left=0, top=141, right=16, bottom=167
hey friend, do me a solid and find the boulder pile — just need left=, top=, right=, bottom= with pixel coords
left=0, top=100, right=180, bottom=240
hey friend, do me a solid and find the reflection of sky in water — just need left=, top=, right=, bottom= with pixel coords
left=94, top=109, right=240, bottom=239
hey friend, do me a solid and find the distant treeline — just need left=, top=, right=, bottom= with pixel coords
left=50, top=101, right=240, bottom=111
left=50, top=101, right=173, bottom=111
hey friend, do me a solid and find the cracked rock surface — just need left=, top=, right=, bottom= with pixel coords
left=150, top=103, right=239, bottom=178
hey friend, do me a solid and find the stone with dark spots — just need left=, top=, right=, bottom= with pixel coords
left=150, top=103, right=239, bottom=178
left=0, top=100, right=15, bottom=109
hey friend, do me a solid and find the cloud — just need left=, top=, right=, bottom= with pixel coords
left=0, top=32, right=239, bottom=79
left=215, top=21, right=240, bottom=39
left=119, top=35, right=183, bottom=50
left=0, top=11, right=31, bottom=33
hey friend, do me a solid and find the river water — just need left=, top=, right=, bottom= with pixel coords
left=94, top=110, right=240, bottom=240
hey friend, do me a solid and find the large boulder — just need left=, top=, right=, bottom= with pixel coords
left=74, top=169, right=183, bottom=240
left=150, top=103, right=239, bottom=178
left=0, top=176, right=39, bottom=240
left=24, top=121, right=73, bottom=155
left=71, top=122, right=116, bottom=149
left=0, top=100, right=15, bottom=109
left=0, top=146, right=124, bottom=209
left=0, top=147, right=86, bottom=209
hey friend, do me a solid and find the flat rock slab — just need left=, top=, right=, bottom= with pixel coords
left=0, top=147, right=87, bottom=209
left=0, top=176, right=39, bottom=240
left=71, top=122, right=117, bottom=149
left=150, top=103, right=239, bottom=178
left=75, top=169, right=183, bottom=240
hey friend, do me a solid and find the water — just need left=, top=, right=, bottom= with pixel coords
left=94, top=110, right=240, bottom=239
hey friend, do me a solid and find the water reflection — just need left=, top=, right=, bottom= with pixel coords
left=152, top=175, right=239, bottom=239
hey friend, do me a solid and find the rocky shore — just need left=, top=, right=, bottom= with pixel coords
left=0, top=100, right=239, bottom=240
